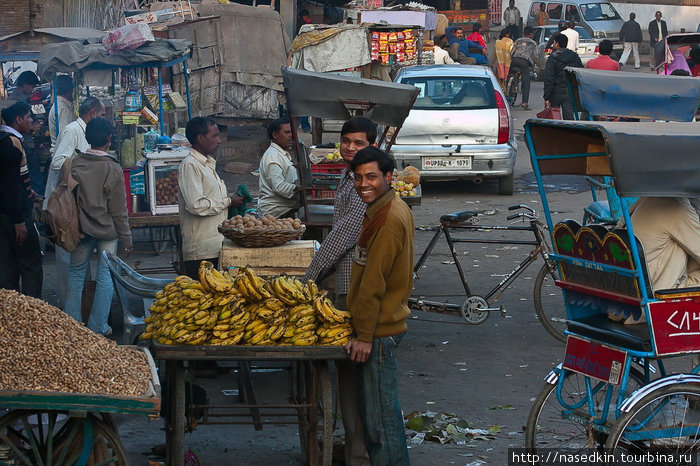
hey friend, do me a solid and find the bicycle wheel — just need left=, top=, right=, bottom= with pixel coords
left=533, top=261, right=567, bottom=343
left=505, top=74, right=518, bottom=106
left=526, top=368, right=644, bottom=461
left=605, top=382, right=700, bottom=465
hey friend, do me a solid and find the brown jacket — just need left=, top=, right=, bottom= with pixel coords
left=347, top=189, right=414, bottom=342
left=71, top=149, right=132, bottom=249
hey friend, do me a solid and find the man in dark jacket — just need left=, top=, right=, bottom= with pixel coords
left=619, top=13, right=642, bottom=69
left=542, top=33, right=583, bottom=120
left=0, top=102, right=42, bottom=298
left=648, top=11, right=668, bottom=70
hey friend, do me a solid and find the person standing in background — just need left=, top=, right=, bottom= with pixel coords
left=63, top=118, right=131, bottom=336
left=536, top=3, right=550, bottom=26
left=543, top=33, right=583, bottom=120
left=43, top=97, right=104, bottom=308
left=466, top=22, right=487, bottom=52
left=492, top=30, right=513, bottom=89
left=0, top=102, right=43, bottom=298
left=648, top=11, right=668, bottom=70
left=258, top=118, right=300, bottom=218
left=619, top=13, right=642, bottom=69
left=586, top=40, right=620, bottom=71
left=503, top=0, right=522, bottom=40
left=48, top=75, right=77, bottom=153
left=178, top=117, right=243, bottom=280
left=562, top=20, right=579, bottom=52
left=8, top=71, right=43, bottom=196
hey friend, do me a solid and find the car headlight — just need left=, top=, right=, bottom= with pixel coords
left=593, top=31, right=606, bottom=38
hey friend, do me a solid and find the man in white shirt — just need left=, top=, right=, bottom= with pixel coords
left=561, top=20, right=579, bottom=52
left=502, top=0, right=521, bottom=40
left=433, top=39, right=455, bottom=64
left=43, top=96, right=104, bottom=307
left=178, top=117, right=243, bottom=279
left=258, top=118, right=300, bottom=218
left=48, top=75, right=76, bottom=154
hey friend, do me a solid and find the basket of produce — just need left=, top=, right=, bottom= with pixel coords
left=218, top=214, right=306, bottom=248
left=142, top=263, right=353, bottom=347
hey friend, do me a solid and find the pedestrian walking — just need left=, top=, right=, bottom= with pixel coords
left=345, top=146, right=414, bottom=465
left=648, top=11, right=668, bottom=70
left=492, top=29, right=513, bottom=88
left=510, top=26, right=538, bottom=110
left=619, top=13, right=642, bottom=69
left=543, top=33, right=583, bottom=120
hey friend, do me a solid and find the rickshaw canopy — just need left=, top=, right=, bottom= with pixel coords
left=526, top=118, right=700, bottom=198
left=564, top=67, right=700, bottom=121
left=652, top=32, right=700, bottom=70
left=282, top=67, right=419, bottom=127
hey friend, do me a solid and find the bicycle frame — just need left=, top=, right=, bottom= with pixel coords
left=412, top=215, right=549, bottom=309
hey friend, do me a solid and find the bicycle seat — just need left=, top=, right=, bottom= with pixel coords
left=567, top=314, right=651, bottom=352
left=440, top=211, right=478, bottom=224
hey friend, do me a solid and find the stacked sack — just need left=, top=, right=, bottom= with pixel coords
left=143, top=262, right=353, bottom=346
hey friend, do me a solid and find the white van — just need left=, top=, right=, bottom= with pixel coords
left=526, top=0, right=624, bottom=46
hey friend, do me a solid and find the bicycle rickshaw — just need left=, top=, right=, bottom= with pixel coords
left=524, top=118, right=700, bottom=462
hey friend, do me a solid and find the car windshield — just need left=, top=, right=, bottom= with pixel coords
left=542, top=26, right=593, bottom=42
left=401, top=76, right=495, bottom=109
left=580, top=2, right=621, bottom=21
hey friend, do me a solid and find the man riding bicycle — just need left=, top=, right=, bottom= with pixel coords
left=509, top=26, right=537, bottom=110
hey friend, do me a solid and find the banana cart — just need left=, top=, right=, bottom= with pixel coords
left=0, top=347, right=160, bottom=465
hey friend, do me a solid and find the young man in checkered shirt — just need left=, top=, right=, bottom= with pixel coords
left=304, top=116, right=377, bottom=466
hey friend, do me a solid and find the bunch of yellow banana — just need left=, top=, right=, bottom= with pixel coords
left=316, top=322, right=353, bottom=346
left=313, top=293, right=352, bottom=324
left=233, top=267, right=272, bottom=301
left=243, top=318, right=271, bottom=345
left=198, top=261, right=235, bottom=293
left=270, top=276, right=315, bottom=306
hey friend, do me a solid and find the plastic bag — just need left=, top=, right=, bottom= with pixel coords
left=536, top=106, right=562, bottom=120
left=102, top=24, right=154, bottom=54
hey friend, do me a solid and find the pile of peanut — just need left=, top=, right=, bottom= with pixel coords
left=0, top=290, right=152, bottom=397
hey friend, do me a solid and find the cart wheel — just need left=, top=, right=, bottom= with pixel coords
left=525, top=367, right=645, bottom=461
left=533, top=261, right=567, bottom=343
left=605, top=382, right=700, bottom=464
left=460, top=296, right=489, bottom=324
left=295, top=362, right=310, bottom=464
left=0, top=410, right=128, bottom=466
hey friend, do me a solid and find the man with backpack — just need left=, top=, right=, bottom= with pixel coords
left=43, top=96, right=104, bottom=307
left=0, top=102, right=43, bottom=298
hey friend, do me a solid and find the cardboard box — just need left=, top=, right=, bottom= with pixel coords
left=220, top=240, right=319, bottom=276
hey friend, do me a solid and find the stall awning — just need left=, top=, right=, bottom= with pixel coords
left=37, top=39, right=191, bottom=79
left=282, top=67, right=418, bottom=127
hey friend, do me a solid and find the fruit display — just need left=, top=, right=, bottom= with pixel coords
left=391, top=180, right=417, bottom=198
left=142, top=262, right=353, bottom=347
left=392, top=166, right=421, bottom=198
left=0, top=289, right=152, bottom=396
left=220, top=214, right=304, bottom=232
left=155, top=169, right=179, bottom=205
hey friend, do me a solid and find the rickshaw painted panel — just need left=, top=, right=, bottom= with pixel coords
left=564, top=67, right=700, bottom=121
left=648, top=299, right=700, bottom=356
left=563, top=335, right=628, bottom=385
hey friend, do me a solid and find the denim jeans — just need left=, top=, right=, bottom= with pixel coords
left=357, top=333, right=410, bottom=466
left=63, top=235, right=118, bottom=334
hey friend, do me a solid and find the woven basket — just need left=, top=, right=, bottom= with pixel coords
left=218, top=225, right=306, bottom=248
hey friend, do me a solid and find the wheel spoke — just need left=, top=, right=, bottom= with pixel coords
left=0, top=429, right=35, bottom=466
left=20, top=417, right=44, bottom=466
left=54, top=420, right=80, bottom=466
left=46, top=413, right=56, bottom=466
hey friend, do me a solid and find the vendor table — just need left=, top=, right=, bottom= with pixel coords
left=151, top=343, right=348, bottom=466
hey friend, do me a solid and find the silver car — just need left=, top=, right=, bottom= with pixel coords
left=389, top=65, right=517, bottom=194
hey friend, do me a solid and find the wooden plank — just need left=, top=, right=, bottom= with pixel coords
left=220, top=240, right=317, bottom=271
left=150, top=342, right=348, bottom=361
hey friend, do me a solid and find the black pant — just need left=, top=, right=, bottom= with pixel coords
left=549, top=89, right=575, bottom=120
left=505, top=24, right=520, bottom=41
left=182, top=258, right=219, bottom=280
left=0, top=215, right=43, bottom=298
left=510, top=57, right=532, bottom=104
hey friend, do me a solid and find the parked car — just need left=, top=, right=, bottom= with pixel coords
left=532, top=25, right=599, bottom=79
left=525, top=0, right=623, bottom=47
left=389, top=65, right=517, bottom=195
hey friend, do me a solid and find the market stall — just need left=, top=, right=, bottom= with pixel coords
left=37, top=38, right=193, bottom=272
left=282, top=67, right=421, bottom=229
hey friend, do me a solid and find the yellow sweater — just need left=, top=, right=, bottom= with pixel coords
left=347, top=189, right=414, bottom=342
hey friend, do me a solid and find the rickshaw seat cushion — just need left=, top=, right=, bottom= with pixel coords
left=440, top=211, right=478, bottom=224
left=583, top=201, right=615, bottom=224
left=567, top=314, right=651, bottom=352
left=654, top=286, right=700, bottom=299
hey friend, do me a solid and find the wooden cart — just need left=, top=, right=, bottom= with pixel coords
left=0, top=347, right=160, bottom=465
left=151, top=343, right=348, bottom=466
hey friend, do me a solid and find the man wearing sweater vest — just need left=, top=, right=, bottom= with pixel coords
left=345, top=146, right=413, bottom=465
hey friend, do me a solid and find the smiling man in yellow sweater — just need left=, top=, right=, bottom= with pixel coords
left=345, top=146, right=413, bottom=465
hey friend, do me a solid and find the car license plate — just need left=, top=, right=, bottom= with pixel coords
left=422, top=157, right=471, bottom=170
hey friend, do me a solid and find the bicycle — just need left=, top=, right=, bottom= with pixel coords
left=505, top=69, right=521, bottom=107
left=409, top=205, right=567, bottom=343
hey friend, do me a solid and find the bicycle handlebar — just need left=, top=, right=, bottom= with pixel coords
left=506, top=213, right=520, bottom=220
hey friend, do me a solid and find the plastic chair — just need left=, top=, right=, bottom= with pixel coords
left=102, top=250, right=172, bottom=344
